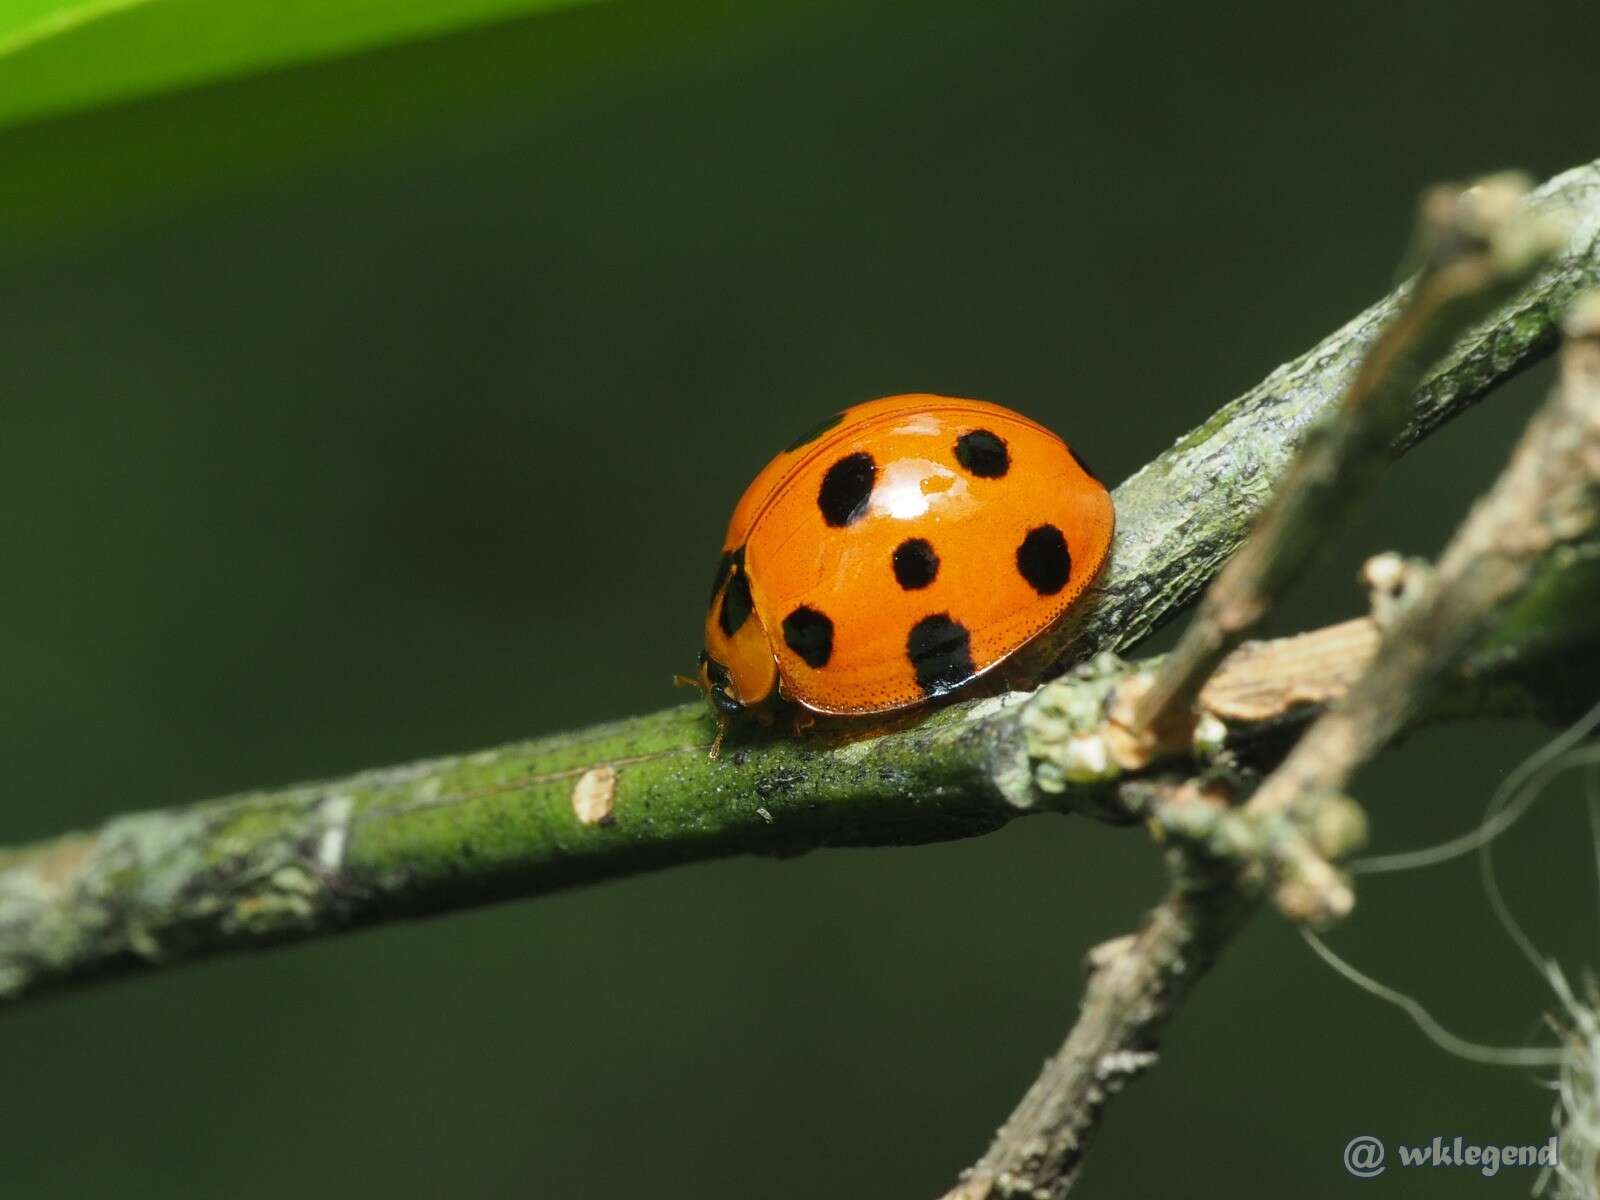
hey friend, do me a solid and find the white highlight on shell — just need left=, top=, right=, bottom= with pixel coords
left=889, top=413, right=943, bottom=437
left=872, top=458, right=967, bottom=521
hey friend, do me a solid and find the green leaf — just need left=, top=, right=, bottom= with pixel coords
left=0, top=0, right=598, bottom=132
left=0, top=0, right=844, bottom=266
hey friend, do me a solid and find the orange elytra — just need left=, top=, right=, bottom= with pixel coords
left=696, top=394, right=1113, bottom=739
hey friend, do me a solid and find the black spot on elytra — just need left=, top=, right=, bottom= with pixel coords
left=892, top=538, right=940, bottom=590
left=782, top=606, right=834, bottom=668
left=1016, top=524, right=1072, bottom=595
left=1067, top=444, right=1102, bottom=484
left=785, top=411, right=846, bottom=452
left=817, top=452, right=876, bottom=527
left=707, top=546, right=744, bottom=607
left=718, top=569, right=753, bottom=636
left=907, top=614, right=975, bottom=697
left=954, top=429, right=1009, bottom=478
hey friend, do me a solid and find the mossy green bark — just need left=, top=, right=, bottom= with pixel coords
left=0, top=693, right=1029, bottom=1004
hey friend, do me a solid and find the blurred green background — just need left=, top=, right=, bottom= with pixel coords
left=3, top=1, right=1598, bottom=1196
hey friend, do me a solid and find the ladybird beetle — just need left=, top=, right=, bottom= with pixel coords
left=696, top=393, right=1113, bottom=747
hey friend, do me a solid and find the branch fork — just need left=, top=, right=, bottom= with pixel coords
left=951, top=176, right=1598, bottom=1198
